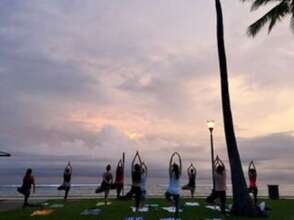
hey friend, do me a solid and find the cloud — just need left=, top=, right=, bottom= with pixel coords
left=0, top=0, right=294, bottom=186
left=239, top=131, right=294, bottom=162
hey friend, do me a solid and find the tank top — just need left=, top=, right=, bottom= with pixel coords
left=167, top=173, right=180, bottom=195
left=215, top=171, right=226, bottom=191
left=188, top=173, right=196, bottom=187
left=64, top=172, right=71, bottom=183
left=115, top=167, right=124, bottom=184
left=132, top=171, right=141, bottom=187
left=22, top=176, right=34, bottom=190
left=103, top=171, right=112, bottom=184
left=249, top=174, right=257, bottom=188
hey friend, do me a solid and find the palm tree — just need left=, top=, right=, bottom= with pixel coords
left=242, top=0, right=294, bottom=37
left=214, top=0, right=257, bottom=216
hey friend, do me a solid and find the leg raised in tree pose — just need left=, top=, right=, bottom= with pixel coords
left=206, top=156, right=227, bottom=214
left=113, top=159, right=124, bottom=199
left=248, top=161, right=258, bottom=204
left=17, top=168, right=36, bottom=208
left=123, top=151, right=143, bottom=212
left=165, top=152, right=182, bottom=219
left=58, top=162, right=72, bottom=200
left=182, top=163, right=196, bottom=198
left=95, top=164, right=113, bottom=205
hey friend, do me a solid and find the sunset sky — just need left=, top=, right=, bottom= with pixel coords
left=0, top=0, right=294, bottom=184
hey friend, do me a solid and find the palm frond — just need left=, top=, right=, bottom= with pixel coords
left=247, top=0, right=290, bottom=37
left=251, top=0, right=282, bottom=11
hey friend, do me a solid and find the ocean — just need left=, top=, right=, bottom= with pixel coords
left=1, top=176, right=293, bottom=198
left=1, top=151, right=294, bottom=199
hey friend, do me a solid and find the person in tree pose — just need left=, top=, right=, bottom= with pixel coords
left=123, top=152, right=142, bottom=212
left=139, top=162, right=147, bottom=208
left=96, top=164, right=113, bottom=205
left=17, top=168, right=36, bottom=208
left=113, top=159, right=124, bottom=199
left=165, top=152, right=182, bottom=219
left=248, top=161, right=258, bottom=204
left=182, top=163, right=196, bottom=198
left=57, top=162, right=72, bottom=200
left=206, top=156, right=227, bottom=214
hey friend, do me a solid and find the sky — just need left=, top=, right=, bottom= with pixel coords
left=0, top=0, right=294, bottom=185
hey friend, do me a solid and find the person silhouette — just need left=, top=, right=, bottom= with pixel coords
left=57, top=162, right=72, bottom=200
left=123, top=152, right=143, bottom=212
left=17, top=168, right=36, bottom=208
left=165, top=152, right=182, bottom=219
left=113, top=159, right=124, bottom=199
left=248, top=161, right=258, bottom=204
left=182, top=163, right=196, bottom=198
left=206, top=156, right=226, bottom=214
left=96, top=164, right=113, bottom=205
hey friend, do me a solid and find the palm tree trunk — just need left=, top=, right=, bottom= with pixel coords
left=214, top=0, right=257, bottom=216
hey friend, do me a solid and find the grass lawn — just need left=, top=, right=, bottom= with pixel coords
left=1, top=198, right=294, bottom=220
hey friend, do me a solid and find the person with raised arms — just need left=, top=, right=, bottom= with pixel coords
left=113, top=159, right=124, bottom=199
left=57, top=162, right=72, bottom=200
left=248, top=161, right=258, bottom=204
left=17, top=168, right=36, bottom=208
left=95, top=164, right=113, bottom=205
left=182, top=163, right=196, bottom=198
left=165, top=152, right=182, bottom=219
left=206, top=156, right=227, bottom=214
left=123, top=151, right=142, bottom=212
left=139, top=162, right=148, bottom=208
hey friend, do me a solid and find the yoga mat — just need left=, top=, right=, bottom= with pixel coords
left=80, top=208, right=101, bottom=216
left=131, top=207, right=149, bottom=212
left=205, top=205, right=221, bottom=211
left=162, top=207, right=183, bottom=213
left=185, top=202, right=200, bottom=207
left=49, top=204, right=64, bottom=208
left=205, top=205, right=230, bottom=213
left=146, top=204, right=159, bottom=208
left=96, top=202, right=112, bottom=206
left=31, top=209, right=54, bottom=217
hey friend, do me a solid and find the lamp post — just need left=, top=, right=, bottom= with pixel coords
left=207, top=120, right=215, bottom=191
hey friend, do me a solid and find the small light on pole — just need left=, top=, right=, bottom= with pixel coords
left=207, top=120, right=215, bottom=191
left=207, top=120, right=215, bottom=133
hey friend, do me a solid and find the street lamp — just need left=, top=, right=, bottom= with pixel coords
left=207, top=120, right=215, bottom=191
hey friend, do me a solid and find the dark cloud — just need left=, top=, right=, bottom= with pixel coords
left=238, top=131, right=294, bottom=162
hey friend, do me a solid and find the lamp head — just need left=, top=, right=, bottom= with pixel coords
left=207, top=120, right=215, bottom=132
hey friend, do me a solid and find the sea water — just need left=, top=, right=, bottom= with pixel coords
left=1, top=177, right=293, bottom=198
